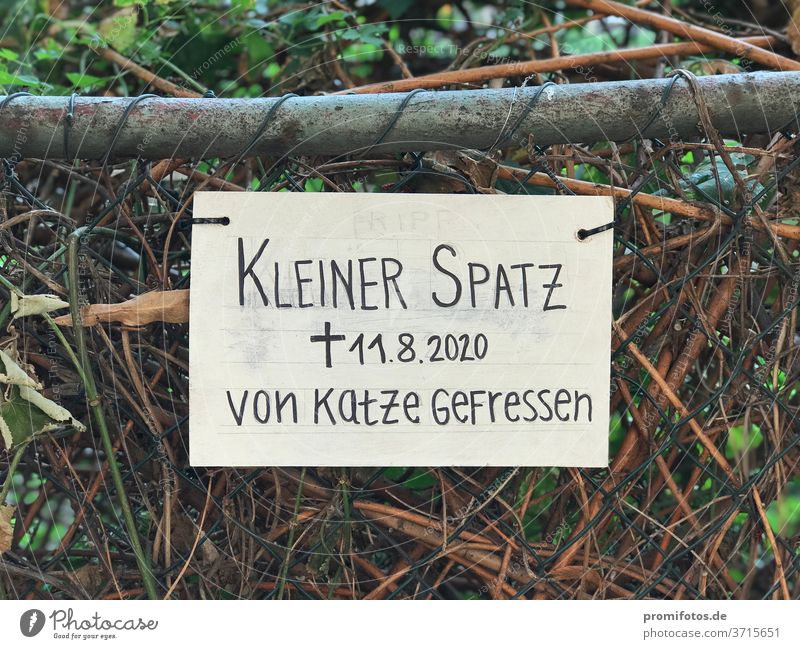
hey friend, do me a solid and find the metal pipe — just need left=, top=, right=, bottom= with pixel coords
left=1, top=72, right=798, bottom=160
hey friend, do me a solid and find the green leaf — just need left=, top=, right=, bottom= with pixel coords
left=99, top=7, right=138, bottom=53
left=377, top=0, right=414, bottom=19
left=33, top=41, right=63, bottom=61
left=243, top=32, right=272, bottom=67
left=304, top=177, right=324, bottom=192
left=341, top=25, right=387, bottom=46
left=725, top=423, right=763, bottom=457
left=315, top=11, right=348, bottom=28
left=0, top=350, right=85, bottom=450
left=65, top=72, right=105, bottom=91
left=680, top=154, right=764, bottom=205
left=135, top=39, right=163, bottom=64
left=383, top=468, right=436, bottom=490
left=0, top=386, right=61, bottom=448
left=0, top=68, right=43, bottom=87
left=766, top=492, right=800, bottom=538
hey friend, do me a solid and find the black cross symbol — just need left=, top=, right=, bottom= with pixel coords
left=310, top=321, right=346, bottom=368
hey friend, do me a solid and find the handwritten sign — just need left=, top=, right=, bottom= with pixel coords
left=189, top=192, right=612, bottom=466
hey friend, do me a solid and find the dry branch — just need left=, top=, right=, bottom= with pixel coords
left=565, top=0, right=800, bottom=71
left=347, top=36, right=777, bottom=94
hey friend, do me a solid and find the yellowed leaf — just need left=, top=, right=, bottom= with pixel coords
left=0, top=349, right=42, bottom=390
left=10, top=292, right=70, bottom=319
left=0, top=417, right=11, bottom=452
left=0, top=349, right=85, bottom=449
left=54, top=290, right=189, bottom=327
left=18, top=385, right=85, bottom=432
left=0, top=504, right=14, bottom=554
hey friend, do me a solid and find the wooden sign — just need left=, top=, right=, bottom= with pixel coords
left=189, top=192, right=613, bottom=466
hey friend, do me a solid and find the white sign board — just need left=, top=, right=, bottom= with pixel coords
left=189, top=192, right=613, bottom=466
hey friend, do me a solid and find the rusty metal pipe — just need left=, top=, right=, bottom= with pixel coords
left=1, top=72, right=798, bottom=160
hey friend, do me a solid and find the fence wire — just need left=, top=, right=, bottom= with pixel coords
left=1, top=75, right=799, bottom=600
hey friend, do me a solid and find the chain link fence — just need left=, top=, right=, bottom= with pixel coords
left=1, top=75, right=799, bottom=599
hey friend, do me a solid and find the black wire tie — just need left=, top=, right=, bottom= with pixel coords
left=577, top=221, right=614, bottom=241
left=192, top=216, right=230, bottom=225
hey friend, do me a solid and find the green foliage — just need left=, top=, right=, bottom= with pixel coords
left=678, top=154, right=766, bottom=206
left=725, top=423, right=763, bottom=458
left=383, top=467, right=436, bottom=490
left=0, top=0, right=680, bottom=98
left=0, top=386, right=57, bottom=447
left=767, top=481, right=800, bottom=538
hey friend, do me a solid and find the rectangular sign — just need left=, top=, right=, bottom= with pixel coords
left=189, top=192, right=613, bottom=466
